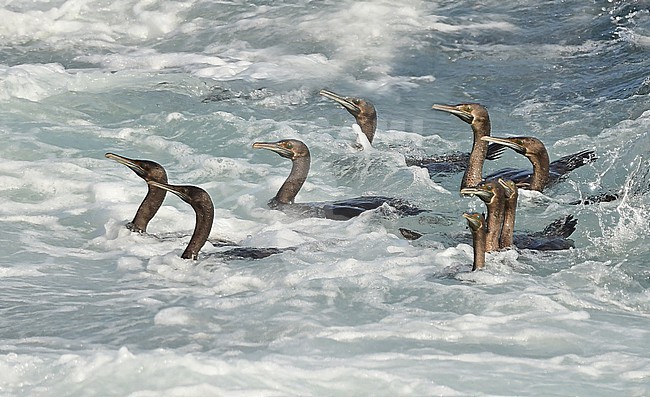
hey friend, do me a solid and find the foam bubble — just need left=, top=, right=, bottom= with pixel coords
left=0, top=63, right=70, bottom=102
left=154, top=307, right=193, bottom=326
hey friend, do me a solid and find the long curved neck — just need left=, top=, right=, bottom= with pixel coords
left=528, top=152, right=550, bottom=191
left=358, top=115, right=376, bottom=144
left=462, top=118, right=491, bottom=189
left=274, top=156, right=310, bottom=205
left=499, top=195, right=517, bottom=249
left=485, top=199, right=504, bottom=252
left=181, top=200, right=214, bottom=260
left=472, top=226, right=486, bottom=271
left=128, top=185, right=166, bottom=233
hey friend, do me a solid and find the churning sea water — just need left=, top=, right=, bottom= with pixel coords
left=1, top=1, right=649, bottom=396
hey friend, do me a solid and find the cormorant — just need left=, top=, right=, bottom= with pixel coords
left=463, top=212, right=486, bottom=271
left=512, top=215, right=577, bottom=251
left=252, top=139, right=425, bottom=220
left=422, top=103, right=503, bottom=189
left=498, top=178, right=517, bottom=249
left=319, top=94, right=502, bottom=174
left=460, top=180, right=505, bottom=252
left=463, top=180, right=577, bottom=251
left=319, top=89, right=377, bottom=145
left=148, top=181, right=214, bottom=260
left=107, top=154, right=290, bottom=260
left=146, top=181, right=291, bottom=260
left=481, top=136, right=596, bottom=192
left=105, top=152, right=168, bottom=233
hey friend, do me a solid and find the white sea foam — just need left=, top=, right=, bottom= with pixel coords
left=0, top=0, right=192, bottom=45
left=1, top=1, right=649, bottom=396
left=0, top=63, right=70, bottom=102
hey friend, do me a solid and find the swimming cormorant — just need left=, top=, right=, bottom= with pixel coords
left=460, top=180, right=505, bottom=252
left=252, top=139, right=425, bottom=220
left=463, top=180, right=577, bottom=251
left=319, top=93, right=503, bottom=173
left=105, top=152, right=168, bottom=233
left=463, top=212, right=486, bottom=271
left=481, top=136, right=596, bottom=192
left=148, top=181, right=214, bottom=260
left=512, top=214, right=577, bottom=251
left=320, top=89, right=377, bottom=145
left=425, top=103, right=502, bottom=189
left=498, top=178, right=517, bottom=249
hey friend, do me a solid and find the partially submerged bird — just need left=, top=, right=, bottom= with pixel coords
left=319, top=89, right=377, bottom=145
left=462, top=180, right=577, bottom=251
left=252, top=139, right=425, bottom=220
left=463, top=212, right=486, bottom=271
left=498, top=178, right=518, bottom=249
left=460, top=180, right=506, bottom=252
left=513, top=214, right=577, bottom=251
left=105, top=152, right=168, bottom=233
left=148, top=181, right=214, bottom=260
left=482, top=136, right=596, bottom=192
left=415, top=103, right=504, bottom=188
left=147, top=181, right=291, bottom=260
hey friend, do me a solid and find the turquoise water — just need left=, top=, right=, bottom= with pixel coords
left=1, top=1, right=649, bottom=396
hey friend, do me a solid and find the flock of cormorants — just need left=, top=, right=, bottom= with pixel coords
left=106, top=89, right=597, bottom=270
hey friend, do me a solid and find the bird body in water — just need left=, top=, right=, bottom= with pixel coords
left=460, top=180, right=505, bottom=252
left=319, top=89, right=377, bottom=145
left=498, top=178, right=518, bottom=249
left=512, top=215, right=577, bottom=251
left=105, top=153, right=168, bottom=233
left=107, top=154, right=290, bottom=260
left=148, top=181, right=214, bottom=260
left=463, top=212, right=486, bottom=271
left=482, top=136, right=596, bottom=192
left=252, top=139, right=425, bottom=220
left=462, top=180, right=577, bottom=251
left=319, top=93, right=502, bottom=173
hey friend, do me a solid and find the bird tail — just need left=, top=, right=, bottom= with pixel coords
left=552, top=150, right=597, bottom=174
left=535, top=214, right=578, bottom=238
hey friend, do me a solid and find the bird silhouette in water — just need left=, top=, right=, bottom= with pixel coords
left=320, top=89, right=377, bottom=148
left=463, top=212, right=487, bottom=271
left=482, top=136, right=596, bottom=192
left=148, top=180, right=293, bottom=260
left=147, top=181, right=214, bottom=260
left=410, top=103, right=506, bottom=187
left=253, top=139, right=426, bottom=220
left=105, top=152, right=168, bottom=233
left=461, top=180, right=577, bottom=251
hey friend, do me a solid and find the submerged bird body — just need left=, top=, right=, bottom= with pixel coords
left=406, top=146, right=505, bottom=178
left=148, top=181, right=214, bottom=260
left=463, top=179, right=577, bottom=251
left=512, top=215, right=577, bottom=251
left=105, top=152, right=168, bottom=233
left=482, top=136, right=596, bottom=192
left=320, top=89, right=377, bottom=145
left=253, top=139, right=425, bottom=220
left=460, top=180, right=505, bottom=252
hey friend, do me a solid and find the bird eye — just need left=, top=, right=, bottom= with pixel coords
left=285, top=143, right=293, bottom=149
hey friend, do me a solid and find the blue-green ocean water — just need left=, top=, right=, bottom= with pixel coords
left=1, top=1, right=649, bottom=395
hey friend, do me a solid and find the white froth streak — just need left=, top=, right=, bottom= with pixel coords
left=0, top=0, right=191, bottom=44
left=3, top=345, right=648, bottom=396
